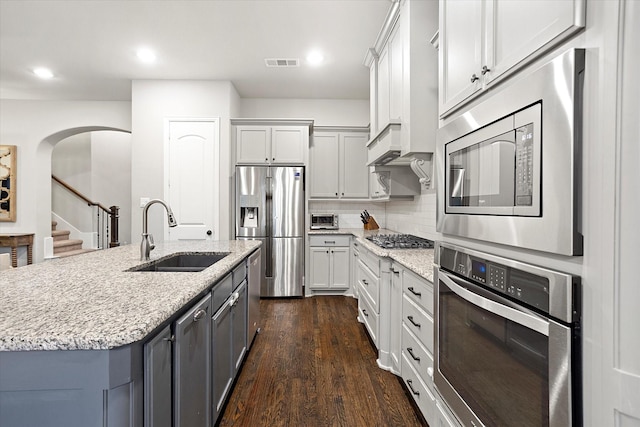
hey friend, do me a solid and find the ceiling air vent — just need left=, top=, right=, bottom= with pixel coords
left=265, top=58, right=300, bottom=68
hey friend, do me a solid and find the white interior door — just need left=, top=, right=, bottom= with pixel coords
left=165, top=119, right=219, bottom=241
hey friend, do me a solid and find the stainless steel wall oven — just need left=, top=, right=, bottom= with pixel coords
left=434, top=242, right=582, bottom=427
left=436, top=48, right=585, bottom=256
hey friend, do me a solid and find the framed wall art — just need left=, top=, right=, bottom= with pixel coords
left=0, top=145, right=16, bottom=222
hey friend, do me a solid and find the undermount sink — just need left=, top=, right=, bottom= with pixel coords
left=130, top=252, right=230, bottom=272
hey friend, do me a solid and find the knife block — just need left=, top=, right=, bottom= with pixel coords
left=364, top=216, right=379, bottom=230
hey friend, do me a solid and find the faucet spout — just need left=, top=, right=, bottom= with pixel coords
left=141, top=199, right=178, bottom=261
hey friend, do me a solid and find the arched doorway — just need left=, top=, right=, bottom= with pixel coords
left=33, top=126, right=130, bottom=262
left=49, top=129, right=132, bottom=257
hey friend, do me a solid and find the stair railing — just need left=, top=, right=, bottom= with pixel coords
left=51, top=175, right=120, bottom=249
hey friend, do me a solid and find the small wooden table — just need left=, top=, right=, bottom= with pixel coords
left=0, top=233, right=35, bottom=268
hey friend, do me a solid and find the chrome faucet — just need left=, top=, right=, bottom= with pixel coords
left=141, top=199, right=178, bottom=261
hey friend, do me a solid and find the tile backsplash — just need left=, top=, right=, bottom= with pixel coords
left=308, top=189, right=436, bottom=239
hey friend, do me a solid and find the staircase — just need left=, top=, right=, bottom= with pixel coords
left=52, top=221, right=94, bottom=258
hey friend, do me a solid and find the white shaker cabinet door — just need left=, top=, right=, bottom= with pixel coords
left=488, top=0, right=585, bottom=85
left=236, top=126, right=270, bottom=164
left=340, top=133, right=369, bottom=199
left=330, top=247, right=350, bottom=290
left=310, top=133, right=340, bottom=198
left=439, top=0, right=483, bottom=116
left=271, top=126, right=305, bottom=164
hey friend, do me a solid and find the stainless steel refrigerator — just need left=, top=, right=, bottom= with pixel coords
left=235, top=166, right=304, bottom=297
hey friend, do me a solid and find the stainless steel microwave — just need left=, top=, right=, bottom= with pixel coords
left=436, top=49, right=585, bottom=256
left=310, top=213, right=338, bottom=230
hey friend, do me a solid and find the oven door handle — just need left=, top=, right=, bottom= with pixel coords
left=439, top=271, right=549, bottom=336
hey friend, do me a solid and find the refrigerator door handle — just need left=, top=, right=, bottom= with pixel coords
left=265, top=175, right=273, bottom=278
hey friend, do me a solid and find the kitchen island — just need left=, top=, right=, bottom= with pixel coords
left=0, top=239, right=261, bottom=427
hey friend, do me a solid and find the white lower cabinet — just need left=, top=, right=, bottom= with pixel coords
left=358, top=285, right=379, bottom=344
left=401, top=352, right=436, bottom=425
left=398, top=266, right=461, bottom=426
left=309, top=235, right=350, bottom=292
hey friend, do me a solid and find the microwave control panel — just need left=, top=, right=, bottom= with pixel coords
left=515, top=122, right=534, bottom=206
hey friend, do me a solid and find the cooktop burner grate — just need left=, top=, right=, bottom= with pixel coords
left=366, top=234, right=434, bottom=249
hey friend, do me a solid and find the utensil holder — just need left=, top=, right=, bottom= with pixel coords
left=364, top=216, right=379, bottom=230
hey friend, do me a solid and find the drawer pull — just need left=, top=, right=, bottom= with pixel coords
left=407, top=315, right=421, bottom=328
left=324, top=240, right=336, bottom=244
left=362, top=309, right=369, bottom=317
left=193, top=309, right=207, bottom=322
left=408, top=287, right=422, bottom=297
left=407, top=379, right=420, bottom=396
left=407, top=347, right=421, bottom=362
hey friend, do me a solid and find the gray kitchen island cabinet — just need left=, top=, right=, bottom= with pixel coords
left=212, top=277, right=248, bottom=424
left=174, top=294, right=212, bottom=427
left=144, top=325, right=173, bottom=427
left=0, top=240, right=262, bottom=427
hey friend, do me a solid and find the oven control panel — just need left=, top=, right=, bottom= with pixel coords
left=440, top=246, right=550, bottom=314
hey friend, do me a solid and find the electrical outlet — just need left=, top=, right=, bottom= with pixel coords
left=140, top=197, right=150, bottom=208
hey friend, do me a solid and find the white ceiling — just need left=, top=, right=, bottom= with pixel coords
left=0, top=0, right=392, bottom=101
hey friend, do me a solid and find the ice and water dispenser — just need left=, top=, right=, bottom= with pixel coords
left=238, top=195, right=260, bottom=230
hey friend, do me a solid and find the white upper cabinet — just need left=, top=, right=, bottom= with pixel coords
left=233, top=119, right=312, bottom=165
left=438, top=0, right=484, bottom=115
left=310, top=128, right=369, bottom=199
left=365, top=0, right=439, bottom=161
left=439, top=0, right=586, bottom=117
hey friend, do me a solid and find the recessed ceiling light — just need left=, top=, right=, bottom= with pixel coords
left=136, top=48, right=156, bottom=64
left=306, top=51, right=324, bottom=66
left=33, top=67, right=54, bottom=79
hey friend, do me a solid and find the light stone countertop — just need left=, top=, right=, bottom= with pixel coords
left=308, top=228, right=435, bottom=282
left=0, top=240, right=261, bottom=352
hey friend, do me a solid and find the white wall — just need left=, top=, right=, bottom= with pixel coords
left=239, top=98, right=369, bottom=126
left=131, top=80, right=239, bottom=243
left=0, top=99, right=131, bottom=263
left=52, top=133, right=94, bottom=232
left=92, top=131, right=132, bottom=245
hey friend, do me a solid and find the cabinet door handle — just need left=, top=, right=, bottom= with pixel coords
left=407, top=315, right=421, bottom=328
left=391, top=268, right=400, bottom=275
left=193, top=309, right=207, bottom=322
left=362, top=279, right=369, bottom=286
left=481, top=65, right=491, bottom=75
left=407, top=347, right=421, bottom=362
left=406, top=379, right=420, bottom=396
left=408, top=286, right=422, bottom=297
left=163, top=335, right=176, bottom=343
left=362, top=309, right=369, bottom=317
left=470, top=73, right=480, bottom=83
left=265, top=158, right=268, bottom=162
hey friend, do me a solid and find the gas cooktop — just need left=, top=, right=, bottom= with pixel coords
left=366, top=234, right=434, bottom=249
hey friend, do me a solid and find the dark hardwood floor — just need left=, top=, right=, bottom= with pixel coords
left=218, top=296, right=426, bottom=427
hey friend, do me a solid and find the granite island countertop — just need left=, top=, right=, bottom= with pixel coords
left=308, top=228, right=435, bottom=282
left=0, top=240, right=261, bottom=352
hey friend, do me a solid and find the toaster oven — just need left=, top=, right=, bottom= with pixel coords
left=310, top=213, right=338, bottom=230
